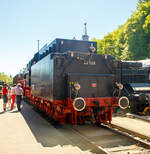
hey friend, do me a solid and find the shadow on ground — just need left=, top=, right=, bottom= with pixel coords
left=6, top=101, right=105, bottom=153
left=0, top=111, right=5, bottom=114
left=20, top=101, right=74, bottom=147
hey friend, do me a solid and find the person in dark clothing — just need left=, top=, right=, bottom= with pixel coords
left=15, top=83, right=23, bottom=111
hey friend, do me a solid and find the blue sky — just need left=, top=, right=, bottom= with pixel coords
left=0, top=0, right=138, bottom=77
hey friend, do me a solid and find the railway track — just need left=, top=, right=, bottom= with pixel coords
left=54, top=124, right=108, bottom=154
left=126, top=113, right=150, bottom=123
left=111, top=113, right=150, bottom=142
left=51, top=119, right=150, bottom=153
left=68, top=124, right=150, bottom=154
left=23, top=101, right=150, bottom=154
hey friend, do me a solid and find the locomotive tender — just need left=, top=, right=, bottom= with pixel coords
left=22, top=38, right=126, bottom=125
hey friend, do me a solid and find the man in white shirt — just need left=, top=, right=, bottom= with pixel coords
left=15, top=83, right=23, bottom=111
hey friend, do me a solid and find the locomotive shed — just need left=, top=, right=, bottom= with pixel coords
left=22, top=101, right=150, bottom=153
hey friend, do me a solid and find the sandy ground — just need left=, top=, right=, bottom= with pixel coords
left=0, top=99, right=93, bottom=154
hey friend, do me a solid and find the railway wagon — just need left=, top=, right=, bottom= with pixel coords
left=26, top=38, right=125, bottom=124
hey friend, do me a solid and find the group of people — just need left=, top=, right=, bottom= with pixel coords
left=2, top=83, right=23, bottom=112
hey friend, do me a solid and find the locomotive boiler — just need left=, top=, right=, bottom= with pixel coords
left=23, top=38, right=127, bottom=124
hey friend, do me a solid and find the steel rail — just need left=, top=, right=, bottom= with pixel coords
left=104, top=122, right=150, bottom=149
left=126, top=113, right=150, bottom=123
left=64, top=125, right=109, bottom=154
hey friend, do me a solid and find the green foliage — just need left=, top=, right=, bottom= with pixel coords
left=138, top=0, right=150, bottom=4
left=93, top=0, right=150, bottom=60
left=0, top=72, right=13, bottom=85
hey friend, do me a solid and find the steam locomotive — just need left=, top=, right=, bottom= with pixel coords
left=116, top=61, right=150, bottom=115
left=14, top=38, right=150, bottom=125
left=14, top=38, right=129, bottom=124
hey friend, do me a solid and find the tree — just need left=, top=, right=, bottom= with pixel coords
left=93, top=0, right=150, bottom=60
left=0, top=72, right=13, bottom=85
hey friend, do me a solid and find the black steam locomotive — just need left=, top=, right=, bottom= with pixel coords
left=21, top=38, right=129, bottom=125
left=116, top=61, right=150, bottom=115
left=16, top=38, right=150, bottom=125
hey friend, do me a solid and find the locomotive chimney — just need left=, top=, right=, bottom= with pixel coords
left=37, top=40, right=40, bottom=52
left=82, top=22, right=89, bottom=41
